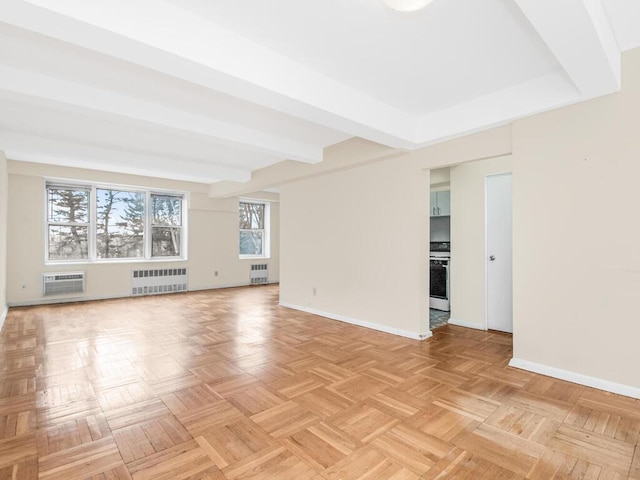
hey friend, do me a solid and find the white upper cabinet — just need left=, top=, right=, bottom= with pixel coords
left=430, top=190, right=450, bottom=217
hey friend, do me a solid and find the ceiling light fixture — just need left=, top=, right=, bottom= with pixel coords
left=383, top=0, right=434, bottom=12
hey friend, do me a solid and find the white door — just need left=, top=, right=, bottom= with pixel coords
left=486, top=173, right=513, bottom=333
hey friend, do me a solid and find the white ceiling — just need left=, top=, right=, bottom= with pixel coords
left=0, top=0, right=639, bottom=185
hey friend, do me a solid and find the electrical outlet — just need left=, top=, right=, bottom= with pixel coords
left=214, top=271, right=219, bottom=277
left=312, top=287, right=316, bottom=296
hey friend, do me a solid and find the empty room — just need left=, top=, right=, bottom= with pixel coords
left=1, top=1, right=639, bottom=479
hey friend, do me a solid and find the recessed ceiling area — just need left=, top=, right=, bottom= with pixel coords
left=0, top=0, right=639, bottom=188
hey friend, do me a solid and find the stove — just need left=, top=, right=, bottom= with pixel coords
left=430, top=241, right=450, bottom=258
left=429, top=242, right=450, bottom=311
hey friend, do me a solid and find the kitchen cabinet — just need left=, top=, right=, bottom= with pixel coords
left=430, top=190, right=450, bottom=217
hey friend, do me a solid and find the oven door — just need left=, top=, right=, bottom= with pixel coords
left=430, top=258, right=450, bottom=311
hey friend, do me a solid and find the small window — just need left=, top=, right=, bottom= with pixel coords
left=239, top=201, right=269, bottom=257
left=46, top=185, right=90, bottom=261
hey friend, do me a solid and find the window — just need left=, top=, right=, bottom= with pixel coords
left=47, top=186, right=90, bottom=261
left=46, top=182, right=186, bottom=263
left=239, top=201, right=269, bottom=257
left=96, top=188, right=144, bottom=259
left=151, top=194, right=182, bottom=257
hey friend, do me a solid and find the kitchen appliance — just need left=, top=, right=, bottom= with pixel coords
left=430, top=242, right=450, bottom=311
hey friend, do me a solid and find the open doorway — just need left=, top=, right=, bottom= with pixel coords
left=429, top=168, right=451, bottom=330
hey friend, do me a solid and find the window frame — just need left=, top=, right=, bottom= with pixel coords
left=45, top=184, right=91, bottom=262
left=238, top=199, right=270, bottom=259
left=45, top=179, right=188, bottom=265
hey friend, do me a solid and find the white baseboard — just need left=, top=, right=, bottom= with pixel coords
left=279, top=302, right=431, bottom=341
left=8, top=281, right=279, bottom=307
left=448, top=317, right=485, bottom=330
left=0, top=304, right=7, bottom=332
left=509, top=358, right=640, bottom=400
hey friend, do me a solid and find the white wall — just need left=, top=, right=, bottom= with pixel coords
left=0, top=151, right=8, bottom=329
left=280, top=155, right=431, bottom=339
left=512, top=47, right=640, bottom=391
left=6, top=161, right=279, bottom=305
left=449, top=156, right=513, bottom=329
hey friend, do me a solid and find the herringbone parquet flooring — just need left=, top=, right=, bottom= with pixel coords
left=1, top=285, right=639, bottom=479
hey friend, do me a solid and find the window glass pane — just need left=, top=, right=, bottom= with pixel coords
left=239, top=231, right=263, bottom=255
left=48, top=188, right=89, bottom=223
left=152, top=227, right=181, bottom=257
left=48, top=225, right=88, bottom=260
left=96, top=189, right=145, bottom=259
left=239, top=203, right=264, bottom=229
left=152, top=195, right=182, bottom=226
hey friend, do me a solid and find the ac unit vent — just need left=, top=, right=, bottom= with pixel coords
left=250, top=264, right=268, bottom=285
left=42, top=272, right=85, bottom=296
left=131, top=268, right=188, bottom=296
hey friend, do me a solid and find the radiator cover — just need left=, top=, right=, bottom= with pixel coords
left=131, top=268, right=188, bottom=296
left=250, top=264, right=269, bottom=285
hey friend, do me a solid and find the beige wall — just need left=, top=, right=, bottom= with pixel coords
left=449, top=155, right=513, bottom=329
left=279, top=126, right=512, bottom=339
left=280, top=155, right=431, bottom=338
left=6, top=161, right=279, bottom=305
left=0, top=151, right=7, bottom=329
left=280, top=48, right=640, bottom=395
left=512, top=47, right=640, bottom=390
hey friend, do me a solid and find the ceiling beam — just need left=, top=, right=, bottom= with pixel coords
left=4, top=0, right=417, bottom=147
left=514, top=0, right=620, bottom=99
left=417, top=71, right=580, bottom=144
left=209, top=138, right=405, bottom=198
left=0, top=65, right=323, bottom=164
left=0, top=131, right=251, bottom=183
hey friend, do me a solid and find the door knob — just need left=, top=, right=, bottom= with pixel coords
left=489, top=255, right=496, bottom=261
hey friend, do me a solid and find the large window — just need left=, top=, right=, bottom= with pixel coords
left=239, top=201, right=269, bottom=257
left=46, top=182, right=186, bottom=263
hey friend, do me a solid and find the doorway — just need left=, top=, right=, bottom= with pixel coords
left=486, top=173, right=513, bottom=333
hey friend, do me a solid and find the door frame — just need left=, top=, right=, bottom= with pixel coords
left=484, top=172, right=513, bottom=332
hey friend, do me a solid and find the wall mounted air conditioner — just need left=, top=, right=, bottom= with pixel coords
left=42, top=272, right=85, bottom=296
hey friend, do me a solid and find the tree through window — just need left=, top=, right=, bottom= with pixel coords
left=152, top=194, right=182, bottom=257
left=47, top=186, right=90, bottom=261
left=45, top=182, right=186, bottom=262
left=239, top=201, right=267, bottom=256
left=96, top=188, right=145, bottom=259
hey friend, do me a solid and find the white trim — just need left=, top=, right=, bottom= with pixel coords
left=509, top=358, right=640, bottom=400
left=0, top=304, right=7, bottom=332
left=448, top=317, right=486, bottom=330
left=8, top=281, right=279, bottom=307
left=279, top=302, right=432, bottom=341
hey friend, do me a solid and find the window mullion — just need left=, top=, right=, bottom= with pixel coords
left=89, top=186, right=97, bottom=261
left=145, top=191, right=151, bottom=260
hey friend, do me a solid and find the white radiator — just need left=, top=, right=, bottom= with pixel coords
left=250, top=264, right=269, bottom=285
left=42, top=272, right=85, bottom=296
left=131, top=268, right=188, bottom=296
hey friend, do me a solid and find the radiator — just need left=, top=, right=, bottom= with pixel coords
left=250, top=264, right=269, bottom=285
left=131, top=268, right=188, bottom=296
left=42, top=272, right=85, bottom=296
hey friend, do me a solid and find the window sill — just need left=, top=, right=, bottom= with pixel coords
left=239, top=255, right=270, bottom=260
left=45, top=257, right=187, bottom=266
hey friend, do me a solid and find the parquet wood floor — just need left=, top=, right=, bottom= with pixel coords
left=1, top=285, right=639, bottom=479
